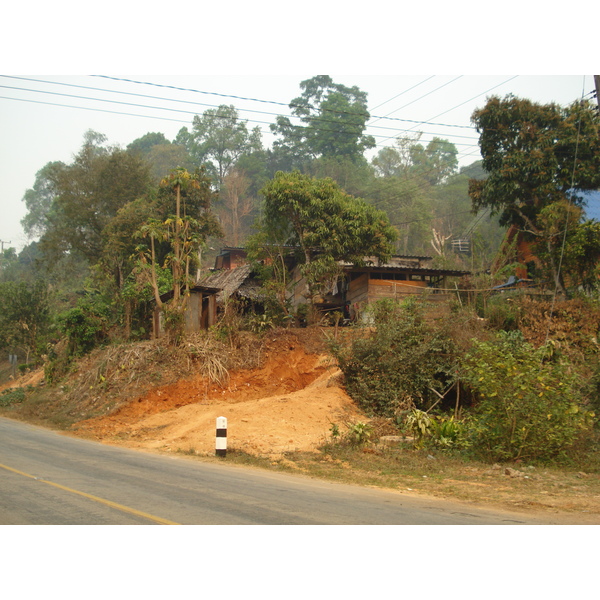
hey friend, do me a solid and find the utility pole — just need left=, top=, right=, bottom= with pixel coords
left=595, top=75, right=600, bottom=111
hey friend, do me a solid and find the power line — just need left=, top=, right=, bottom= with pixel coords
left=0, top=91, right=484, bottom=206
left=7, top=74, right=541, bottom=159
left=2, top=75, right=590, bottom=194
left=378, top=76, right=521, bottom=152
left=368, top=76, right=436, bottom=119
left=0, top=74, right=292, bottom=122
left=0, top=94, right=194, bottom=126
left=88, top=74, right=476, bottom=130
left=3, top=74, right=592, bottom=142
left=0, top=83, right=276, bottom=127
left=92, top=74, right=292, bottom=108
left=0, top=86, right=482, bottom=151
left=423, top=76, right=519, bottom=123
left=8, top=77, right=585, bottom=196
left=0, top=74, right=481, bottom=140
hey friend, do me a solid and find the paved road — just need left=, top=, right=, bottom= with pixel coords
left=0, top=416, right=566, bottom=525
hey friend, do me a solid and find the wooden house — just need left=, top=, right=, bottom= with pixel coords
left=153, top=247, right=469, bottom=334
left=287, top=254, right=469, bottom=320
left=153, top=249, right=260, bottom=337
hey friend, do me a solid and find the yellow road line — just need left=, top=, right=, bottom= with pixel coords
left=0, top=462, right=180, bottom=525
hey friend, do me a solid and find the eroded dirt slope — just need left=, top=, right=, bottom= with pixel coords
left=73, top=335, right=365, bottom=457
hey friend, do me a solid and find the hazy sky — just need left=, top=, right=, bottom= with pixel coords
left=1, top=2, right=597, bottom=254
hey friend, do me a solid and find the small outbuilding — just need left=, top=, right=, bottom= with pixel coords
left=152, top=284, right=221, bottom=339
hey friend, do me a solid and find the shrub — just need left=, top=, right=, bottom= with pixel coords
left=58, top=297, right=111, bottom=356
left=0, top=387, right=26, bottom=406
left=429, top=416, right=468, bottom=449
left=344, top=421, right=373, bottom=446
left=405, top=409, right=433, bottom=445
left=485, top=296, right=521, bottom=331
left=460, top=331, right=595, bottom=462
left=404, top=409, right=468, bottom=450
left=330, top=297, right=457, bottom=417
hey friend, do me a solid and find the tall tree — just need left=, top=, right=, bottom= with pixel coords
left=21, top=161, right=65, bottom=238
left=127, top=132, right=194, bottom=182
left=0, top=280, right=50, bottom=361
left=408, top=137, right=458, bottom=185
left=218, top=168, right=256, bottom=246
left=372, top=134, right=458, bottom=184
left=177, top=105, right=262, bottom=187
left=127, top=132, right=170, bottom=155
left=469, top=95, right=600, bottom=294
left=370, top=135, right=460, bottom=255
left=365, top=175, right=432, bottom=255
left=38, top=134, right=153, bottom=265
left=136, top=168, right=222, bottom=342
left=270, top=76, right=375, bottom=170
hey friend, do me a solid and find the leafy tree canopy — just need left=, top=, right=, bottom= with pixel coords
left=38, top=131, right=153, bottom=265
left=469, top=95, right=600, bottom=230
left=408, top=137, right=458, bottom=185
left=135, top=168, right=222, bottom=341
left=371, top=134, right=458, bottom=185
left=127, top=132, right=195, bottom=182
left=256, top=171, right=397, bottom=300
left=21, top=161, right=65, bottom=239
left=0, top=280, right=50, bottom=360
left=176, top=105, right=262, bottom=187
left=469, top=95, right=600, bottom=294
left=127, top=132, right=170, bottom=156
left=270, top=76, right=375, bottom=169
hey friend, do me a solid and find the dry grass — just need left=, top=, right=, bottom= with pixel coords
left=1, top=328, right=273, bottom=427
left=181, top=335, right=230, bottom=386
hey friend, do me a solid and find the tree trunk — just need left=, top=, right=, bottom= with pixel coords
left=149, top=236, right=163, bottom=309
left=547, top=237, right=567, bottom=298
left=173, top=183, right=181, bottom=302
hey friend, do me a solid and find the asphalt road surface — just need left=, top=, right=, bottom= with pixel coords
left=0, top=416, right=569, bottom=525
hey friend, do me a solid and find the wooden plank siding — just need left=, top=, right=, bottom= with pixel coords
left=347, top=273, right=369, bottom=305
left=369, top=278, right=427, bottom=299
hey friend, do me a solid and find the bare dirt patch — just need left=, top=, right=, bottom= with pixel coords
left=0, top=368, right=44, bottom=392
left=73, top=333, right=364, bottom=458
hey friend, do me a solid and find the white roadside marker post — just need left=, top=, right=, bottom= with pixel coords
left=216, top=416, right=227, bottom=457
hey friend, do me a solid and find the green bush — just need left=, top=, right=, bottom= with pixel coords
left=461, top=331, right=595, bottom=462
left=485, top=296, right=521, bottom=331
left=404, top=409, right=468, bottom=450
left=429, top=416, right=467, bottom=449
left=330, top=297, right=457, bottom=417
left=58, top=298, right=110, bottom=356
left=0, top=387, right=26, bottom=406
left=345, top=422, right=373, bottom=446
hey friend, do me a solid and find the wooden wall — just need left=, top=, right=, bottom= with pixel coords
left=348, top=274, right=427, bottom=305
